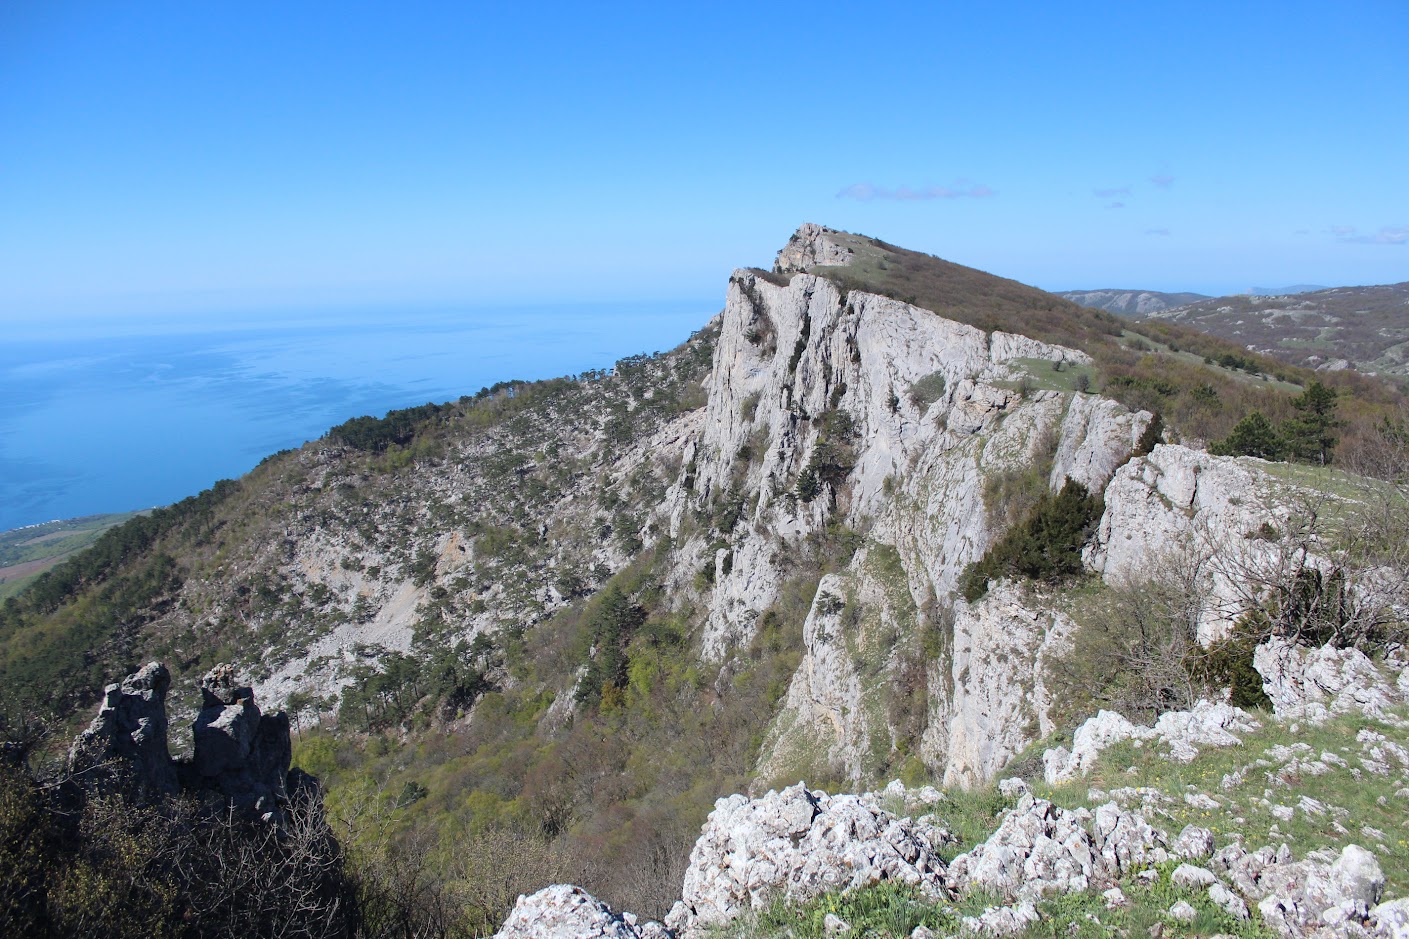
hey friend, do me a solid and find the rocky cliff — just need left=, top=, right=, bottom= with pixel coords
left=7, top=223, right=1406, bottom=936
left=494, top=641, right=1409, bottom=939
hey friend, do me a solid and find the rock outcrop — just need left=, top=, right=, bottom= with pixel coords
left=188, top=664, right=295, bottom=820
left=1254, top=638, right=1407, bottom=725
left=69, top=661, right=303, bottom=824
left=664, top=783, right=950, bottom=936
left=773, top=223, right=856, bottom=274
left=68, top=661, right=180, bottom=799
left=1087, top=444, right=1292, bottom=643
left=947, top=794, right=1174, bottom=900
left=1042, top=700, right=1261, bottom=785
left=1211, top=842, right=1387, bottom=936
left=496, top=885, right=669, bottom=939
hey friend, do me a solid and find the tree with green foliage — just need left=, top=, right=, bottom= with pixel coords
left=575, top=584, right=645, bottom=705
left=1210, top=411, right=1285, bottom=460
left=1281, top=381, right=1341, bottom=465
left=962, top=479, right=1103, bottom=601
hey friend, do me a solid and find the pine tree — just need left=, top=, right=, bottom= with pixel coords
left=1210, top=411, right=1285, bottom=460
left=1280, top=381, right=1341, bottom=465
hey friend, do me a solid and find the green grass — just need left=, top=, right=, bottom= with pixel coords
left=709, top=862, right=1274, bottom=938
left=999, top=357, right=1101, bottom=394
left=1035, top=707, right=1409, bottom=895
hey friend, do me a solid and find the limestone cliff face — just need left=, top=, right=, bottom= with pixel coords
left=1088, top=444, right=1307, bottom=643
left=667, top=267, right=1152, bottom=786
left=159, top=226, right=1347, bottom=793
left=923, top=583, right=1078, bottom=788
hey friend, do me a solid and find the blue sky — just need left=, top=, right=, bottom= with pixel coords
left=2, top=0, right=1406, bottom=320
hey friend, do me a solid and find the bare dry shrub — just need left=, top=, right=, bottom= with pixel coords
left=1048, top=548, right=1205, bottom=725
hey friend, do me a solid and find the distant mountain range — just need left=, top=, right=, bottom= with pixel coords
left=1143, top=283, right=1409, bottom=377
left=1056, top=289, right=1210, bottom=315
left=1247, top=284, right=1329, bottom=296
left=1062, top=282, right=1409, bottom=379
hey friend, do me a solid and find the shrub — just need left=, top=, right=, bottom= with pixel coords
left=1191, top=619, right=1272, bottom=709
left=907, top=371, right=947, bottom=409
left=962, top=480, right=1103, bottom=602
left=1048, top=553, right=1204, bottom=724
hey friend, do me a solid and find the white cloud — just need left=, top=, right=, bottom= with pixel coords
left=1332, top=225, right=1408, bottom=245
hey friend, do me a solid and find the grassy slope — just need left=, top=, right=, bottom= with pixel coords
left=1145, top=283, right=1409, bottom=379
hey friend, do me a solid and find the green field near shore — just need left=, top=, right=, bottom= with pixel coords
left=0, top=512, right=144, bottom=600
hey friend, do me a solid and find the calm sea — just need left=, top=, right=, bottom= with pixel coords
left=0, top=302, right=712, bottom=533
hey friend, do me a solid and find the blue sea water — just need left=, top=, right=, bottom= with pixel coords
left=0, top=301, right=712, bottom=533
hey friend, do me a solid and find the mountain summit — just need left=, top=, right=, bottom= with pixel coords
left=3, top=225, right=1406, bottom=934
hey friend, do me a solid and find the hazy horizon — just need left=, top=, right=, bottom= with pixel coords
left=0, top=300, right=710, bottom=532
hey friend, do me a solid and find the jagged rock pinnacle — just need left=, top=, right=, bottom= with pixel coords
left=773, top=223, right=855, bottom=274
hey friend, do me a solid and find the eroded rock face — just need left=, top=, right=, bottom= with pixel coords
left=946, top=794, right=1169, bottom=900
left=1087, top=445, right=1291, bottom=642
left=189, top=665, right=293, bottom=820
left=1043, top=700, right=1260, bottom=785
left=924, top=583, right=1078, bottom=788
left=707, top=268, right=1151, bottom=787
left=773, top=223, right=855, bottom=274
left=665, top=783, right=949, bottom=936
left=1254, top=638, right=1407, bottom=725
left=494, top=885, right=670, bottom=939
left=69, top=662, right=299, bottom=825
left=68, top=662, right=180, bottom=799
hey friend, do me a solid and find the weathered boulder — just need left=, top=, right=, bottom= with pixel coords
left=1212, top=842, right=1386, bottom=937
left=493, top=885, right=669, bottom=939
left=665, top=783, right=949, bottom=936
left=1043, top=701, right=1260, bottom=784
left=68, top=662, right=180, bottom=799
left=1254, top=639, right=1405, bottom=725
left=946, top=794, right=1168, bottom=900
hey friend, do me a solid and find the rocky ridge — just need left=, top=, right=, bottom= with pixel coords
left=493, top=642, right=1409, bottom=938
left=12, top=224, right=1406, bottom=936
left=1058, top=289, right=1211, bottom=316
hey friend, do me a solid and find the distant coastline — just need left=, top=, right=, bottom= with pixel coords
left=0, top=301, right=709, bottom=533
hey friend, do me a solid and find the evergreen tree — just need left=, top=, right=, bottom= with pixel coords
left=1210, top=411, right=1285, bottom=460
left=1280, top=381, right=1340, bottom=464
